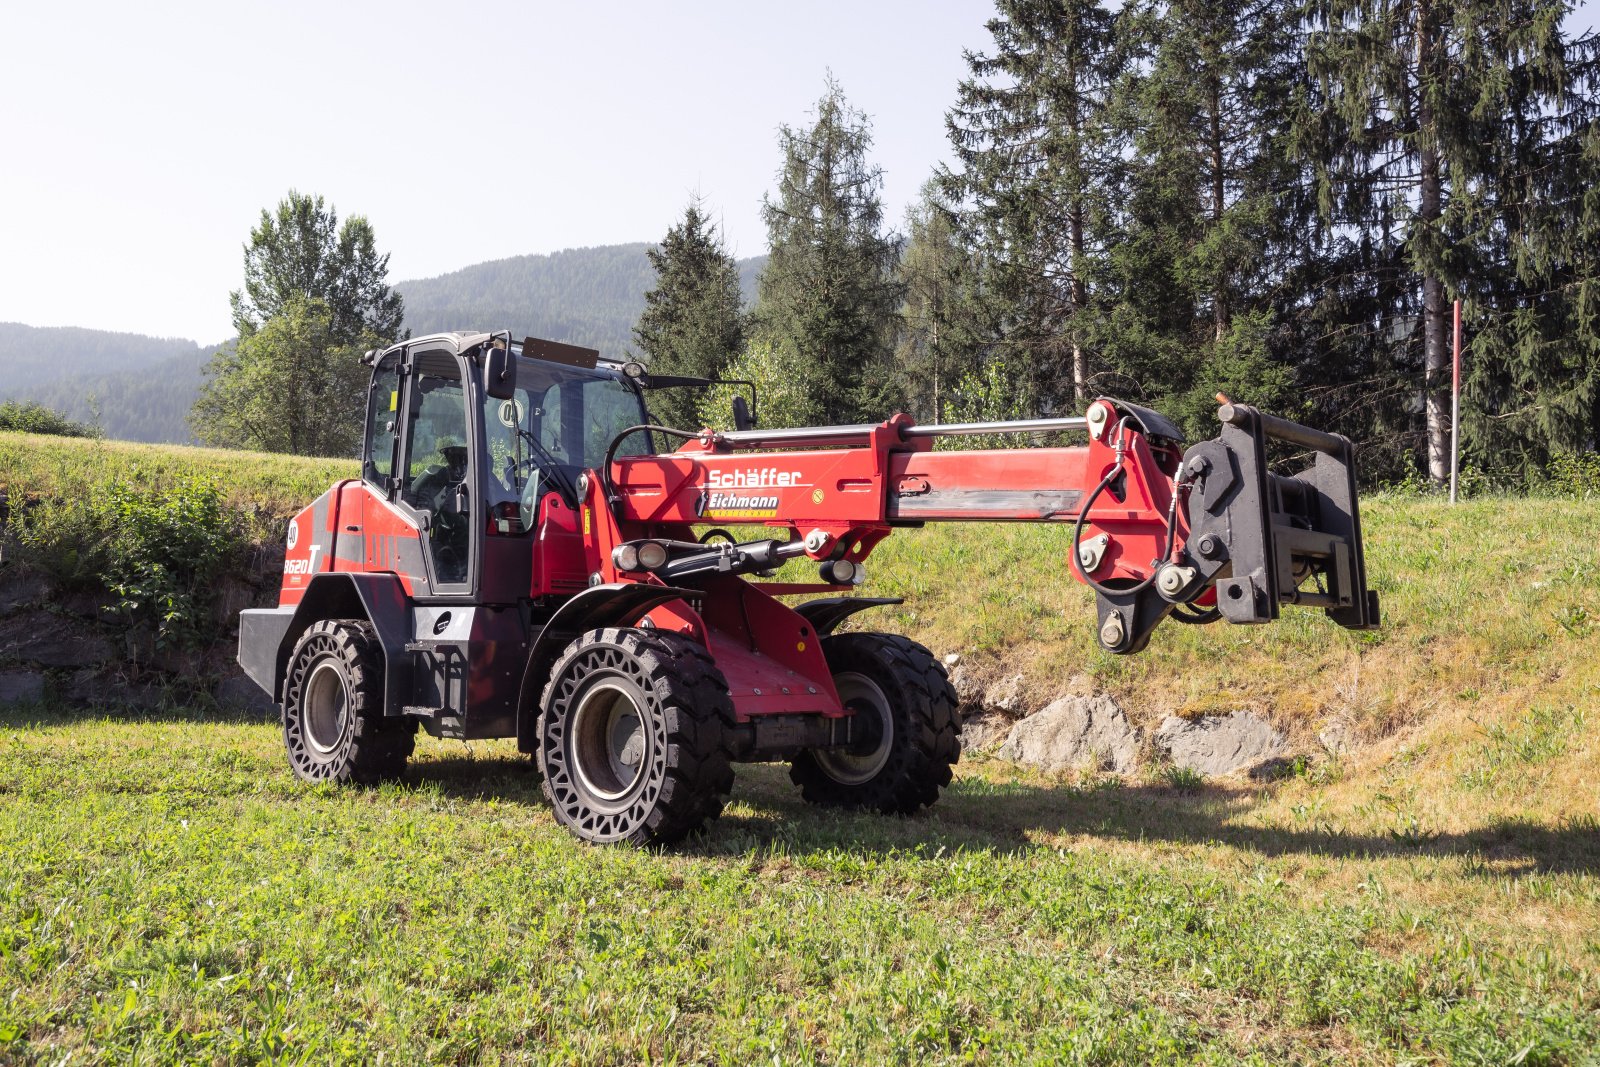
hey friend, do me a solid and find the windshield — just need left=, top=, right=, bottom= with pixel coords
left=482, top=356, right=652, bottom=529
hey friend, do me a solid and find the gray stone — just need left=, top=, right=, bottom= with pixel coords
left=215, top=671, right=276, bottom=716
left=997, top=694, right=1142, bottom=775
left=0, top=670, right=46, bottom=704
left=958, top=710, right=1014, bottom=753
left=983, top=673, right=1033, bottom=715
left=0, top=612, right=113, bottom=668
left=1155, top=711, right=1288, bottom=776
left=61, top=590, right=115, bottom=620
left=1318, top=718, right=1356, bottom=756
left=66, top=671, right=165, bottom=710
left=947, top=664, right=985, bottom=708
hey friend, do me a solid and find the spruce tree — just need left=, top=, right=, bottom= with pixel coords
left=895, top=179, right=981, bottom=423
left=1300, top=0, right=1587, bottom=484
left=1461, top=20, right=1600, bottom=476
left=944, top=0, right=1121, bottom=411
left=1100, top=0, right=1302, bottom=431
left=632, top=199, right=746, bottom=429
left=755, top=76, right=903, bottom=425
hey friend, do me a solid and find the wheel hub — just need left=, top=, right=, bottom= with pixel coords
left=814, top=671, right=894, bottom=785
left=570, top=680, right=648, bottom=804
left=302, top=660, right=349, bottom=755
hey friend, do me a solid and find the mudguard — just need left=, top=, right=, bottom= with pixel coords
left=793, top=596, right=904, bottom=636
left=514, top=582, right=703, bottom=750
left=238, top=572, right=413, bottom=715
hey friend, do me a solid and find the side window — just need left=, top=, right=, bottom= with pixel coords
left=363, top=359, right=401, bottom=487
left=403, top=361, right=471, bottom=585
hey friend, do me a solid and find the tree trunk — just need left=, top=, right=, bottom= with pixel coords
left=1070, top=206, right=1088, bottom=403
left=1416, top=1, right=1450, bottom=485
left=1210, top=74, right=1228, bottom=346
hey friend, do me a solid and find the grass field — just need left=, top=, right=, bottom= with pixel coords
left=0, top=710, right=1596, bottom=1065
left=3, top=431, right=1599, bottom=1063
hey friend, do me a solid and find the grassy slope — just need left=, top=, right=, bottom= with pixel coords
left=2, top=432, right=1598, bottom=1063
left=0, top=432, right=356, bottom=539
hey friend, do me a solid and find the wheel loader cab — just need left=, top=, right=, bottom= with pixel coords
left=360, top=336, right=653, bottom=602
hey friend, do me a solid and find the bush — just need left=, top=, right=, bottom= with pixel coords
left=10, top=473, right=243, bottom=647
left=0, top=401, right=100, bottom=439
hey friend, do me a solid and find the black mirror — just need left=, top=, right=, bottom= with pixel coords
left=483, top=345, right=517, bottom=400
left=732, top=394, right=755, bottom=431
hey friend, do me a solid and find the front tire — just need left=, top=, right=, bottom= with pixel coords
left=538, top=628, right=736, bottom=846
left=282, top=619, right=414, bottom=784
left=791, top=633, right=961, bottom=813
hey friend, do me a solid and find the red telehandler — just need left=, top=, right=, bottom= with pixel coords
left=238, top=331, right=1379, bottom=845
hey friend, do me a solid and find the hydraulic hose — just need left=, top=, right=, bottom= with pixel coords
left=1069, top=418, right=1184, bottom=599
left=600, top=423, right=702, bottom=524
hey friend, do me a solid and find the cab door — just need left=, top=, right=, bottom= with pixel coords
left=357, top=346, right=480, bottom=598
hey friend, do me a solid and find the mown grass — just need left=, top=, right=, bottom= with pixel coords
left=1, top=708, right=1597, bottom=1065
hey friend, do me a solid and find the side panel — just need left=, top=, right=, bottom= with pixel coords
left=409, top=603, right=529, bottom=740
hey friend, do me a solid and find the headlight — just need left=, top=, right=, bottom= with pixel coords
left=820, top=559, right=861, bottom=585
left=612, top=544, right=641, bottom=572
left=636, top=540, right=669, bottom=570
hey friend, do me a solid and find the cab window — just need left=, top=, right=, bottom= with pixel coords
left=363, top=356, right=401, bottom=487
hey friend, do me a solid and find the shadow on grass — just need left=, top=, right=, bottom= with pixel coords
left=704, top=770, right=1600, bottom=877
left=9, top=707, right=1593, bottom=875
left=415, top=755, right=1600, bottom=877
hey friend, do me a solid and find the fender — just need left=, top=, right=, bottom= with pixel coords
left=514, top=582, right=702, bottom=751
left=792, top=596, right=904, bottom=636
left=240, top=572, right=413, bottom=715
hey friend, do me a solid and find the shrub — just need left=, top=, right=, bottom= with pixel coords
left=10, top=473, right=243, bottom=647
left=0, top=401, right=100, bottom=439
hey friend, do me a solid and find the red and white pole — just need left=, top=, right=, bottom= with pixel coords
left=1450, top=299, right=1462, bottom=504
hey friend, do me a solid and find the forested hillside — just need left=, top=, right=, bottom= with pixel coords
left=399, top=245, right=764, bottom=355
left=0, top=248, right=766, bottom=444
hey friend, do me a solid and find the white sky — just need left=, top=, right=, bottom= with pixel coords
left=3, top=1, right=1596, bottom=344
left=0, top=0, right=994, bottom=343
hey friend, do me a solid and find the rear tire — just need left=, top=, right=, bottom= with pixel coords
left=791, top=633, right=960, bottom=813
left=282, top=619, right=414, bottom=784
left=538, top=627, right=736, bottom=846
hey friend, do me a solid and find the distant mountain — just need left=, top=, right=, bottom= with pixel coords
left=399, top=245, right=765, bottom=354
left=0, top=324, right=213, bottom=443
left=0, top=245, right=768, bottom=444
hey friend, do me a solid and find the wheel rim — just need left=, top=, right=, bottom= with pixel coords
left=814, top=671, right=893, bottom=785
left=302, top=660, right=349, bottom=755
left=569, top=680, right=648, bottom=804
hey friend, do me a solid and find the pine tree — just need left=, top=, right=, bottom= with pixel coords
left=1300, top=0, right=1587, bottom=484
left=632, top=199, right=746, bottom=429
left=894, top=179, right=980, bottom=423
left=195, top=190, right=403, bottom=455
left=944, top=0, right=1122, bottom=411
left=1100, top=0, right=1303, bottom=431
left=755, top=76, right=903, bottom=425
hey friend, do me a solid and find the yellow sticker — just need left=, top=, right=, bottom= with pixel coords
left=811, top=488, right=824, bottom=505
left=389, top=389, right=398, bottom=412
left=582, top=507, right=591, bottom=536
